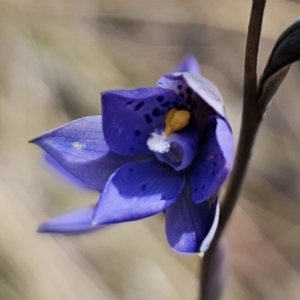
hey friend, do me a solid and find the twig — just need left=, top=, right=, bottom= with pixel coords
left=200, top=1, right=266, bottom=299
left=217, top=0, right=266, bottom=248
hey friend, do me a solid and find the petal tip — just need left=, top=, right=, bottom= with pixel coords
left=172, top=55, right=201, bottom=74
left=199, top=203, right=220, bottom=253
left=170, top=244, right=199, bottom=254
left=37, top=220, right=69, bottom=234
left=37, top=222, right=55, bottom=234
left=28, top=136, right=40, bottom=145
left=36, top=224, right=45, bottom=233
left=28, top=134, right=48, bottom=148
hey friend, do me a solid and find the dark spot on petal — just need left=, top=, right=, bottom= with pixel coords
left=134, top=130, right=141, bottom=136
left=141, top=184, right=147, bottom=191
left=144, top=114, right=152, bottom=124
left=202, top=184, right=205, bottom=190
left=126, top=101, right=133, bottom=105
left=134, top=101, right=145, bottom=111
left=130, top=147, right=134, bottom=151
left=161, top=110, right=165, bottom=115
left=152, top=108, right=160, bottom=117
left=178, top=85, right=183, bottom=90
left=179, top=92, right=185, bottom=99
left=175, top=97, right=182, bottom=102
left=162, top=101, right=171, bottom=107
left=213, top=162, right=217, bottom=167
left=156, top=96, right=164, bottom=103
left=191, top=101, right=198, bottom=110
left=212, top=171, right=216, bottom=176
left=193, top=188, right=198, bottom=193
left=186, top=97, right=192, bottom=105
left=129, top=168, right=133, bottom=172
left=186, top=87, right=193, bottom=95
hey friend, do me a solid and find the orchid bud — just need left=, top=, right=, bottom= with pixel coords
left=258, top=18, right=300, bottom=105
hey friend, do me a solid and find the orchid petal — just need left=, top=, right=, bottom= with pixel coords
left=165, top=182, right=219, bottom=253
left=93, top=158, right=185, bottom=224
left=154, top=122, right=198, bottom=171
left=38, top=206, right=102, bottom=233
left=172, top=55, right=201, bottom=74
left=188, top=116, right=234, bottom=203
left=182, top=73, right=226, bottom=119
left=157, top=73, right=215, bottom=129
left=31, top=116, right=136, bottom=191
left=44, top=155, right=91, bottom=189
left=101, top=87, right=184, bottom=156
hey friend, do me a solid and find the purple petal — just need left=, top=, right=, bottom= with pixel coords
left=31, top=116, right=136, bottom=191
left=44, top=154, right=91, bottom=189
left=157, top=74, right=213, bottom=129
left=172, top=55, right=201, bottom=74
left=183, top=72, right=227, bottom=119
left=38, top=206, right=102, bottom=234
left=188, top=116, right=234, bottom=203
left=93, top=158, right=185, bottom=224
left=165, top=182, right=219, bottom=253
left=157, top=74, right=190, bottom=100
left=101, top=87, right=184, bottom=156
left=154, top=122, right=198, bottom=171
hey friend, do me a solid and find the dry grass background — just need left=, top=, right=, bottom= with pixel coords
left=1, top=0, right=300, bottom=299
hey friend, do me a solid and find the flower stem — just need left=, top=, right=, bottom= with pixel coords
left=200, top=0, right=266, bottom=299
left=217, top=0, right=266, bottom=254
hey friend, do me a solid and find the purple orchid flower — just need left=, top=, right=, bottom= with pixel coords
left=31, top=56, right=234, bottom=254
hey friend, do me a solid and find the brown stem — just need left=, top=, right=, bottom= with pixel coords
left=200, top=1, right=266, bottom=299
left=216, top=0, right=266, bottom=248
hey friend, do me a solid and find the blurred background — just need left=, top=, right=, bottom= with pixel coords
left=1, top=0, right=300, bottom=299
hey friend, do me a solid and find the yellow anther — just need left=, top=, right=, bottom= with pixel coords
left=164, top=108, right=191, bottom=136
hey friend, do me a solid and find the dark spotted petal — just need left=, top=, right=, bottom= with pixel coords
left=172, top=55, right=201, bottom=74
left=102, top=87, right=184, bottom=156
left=157, top=74, right=192, bottom=103
left=183, top=73, right=226, bottom=119
left=31, top=116, right=136, bottom=191
left=165, top=181, right=219, bottom=253
left=157, top=73, right=224, bottom=129
left=92, top=158, right=185, bottom=225
left=38, top=206, right=102, bottom=233
left=188, top=116, right=234, bottom=203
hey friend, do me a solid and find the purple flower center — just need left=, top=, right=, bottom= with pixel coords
left=147, top=108, right=199, bottom=171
